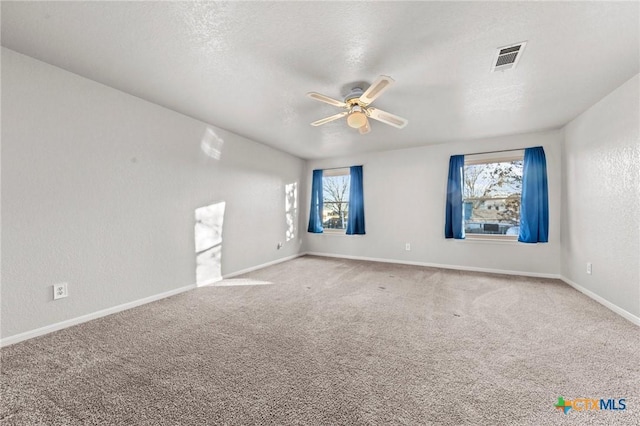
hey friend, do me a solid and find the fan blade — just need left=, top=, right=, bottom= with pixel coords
left=359, top=75, right=395, bottom=105
left=307, top=92, right=347, bottom=108
left=359, top=118, right=371, bottom=135
left=367, top=107, right=408, bottom=129
left=311, top=111, right=348, bottom=126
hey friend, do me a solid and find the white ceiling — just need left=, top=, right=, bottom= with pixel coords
left=2, top=1, right=638, bottom=160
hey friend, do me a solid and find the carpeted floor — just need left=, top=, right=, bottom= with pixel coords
left=1, top=255, right=639, bottom=425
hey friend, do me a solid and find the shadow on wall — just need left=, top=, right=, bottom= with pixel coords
left=195, top=201, right=226, bottom=286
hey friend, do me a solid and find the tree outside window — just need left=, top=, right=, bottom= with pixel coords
left=463, top=155, right=523, bottom=236
left=323, top=170, right=350, bottom=230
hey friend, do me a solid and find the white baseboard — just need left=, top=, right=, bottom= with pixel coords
left=196, top=277, right=223, bottom=287
left=560, top=276, right=640, bottom=326
left=304, top=251, right=561, bottom=279
left=223, top=253, right=305, bottom=279
left=1, top=254, right=305, bottom=348
left=0, top=284, right=196, bottom=348
left=305, top=252, right=638, bottom=326
left=4, top=253, right=634, bottom=348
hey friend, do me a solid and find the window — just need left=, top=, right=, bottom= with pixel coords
left=322, top=168, right=350, bottom=231
left=308, top=166, right=364, bottom=235
left=463, top=151, right=524, bottom=239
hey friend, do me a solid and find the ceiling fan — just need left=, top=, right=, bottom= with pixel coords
left=307, top=75, right=408, bottom=134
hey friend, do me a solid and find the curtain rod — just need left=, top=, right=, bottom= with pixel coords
left=464, top=146, right=542, bottom=156
left=317, top=165, right=364, bottom=171
left=464, top=147, right=529, bottom=156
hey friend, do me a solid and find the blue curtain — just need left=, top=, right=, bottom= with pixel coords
left=346, top=166, right=365, bottom=235
left=444, top=155, right=465, bottom=239
left=519, top=147, right=549, bottom=243
left=307, top=169, right=323, bottom=233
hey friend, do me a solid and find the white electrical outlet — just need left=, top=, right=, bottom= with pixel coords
left=586, top=262, right=592, bottom=275
left=405, top=243, right=411, bottom=251
left=277, top=242, right=283, bottom=250
left=53, top=282, right=68, bottom=300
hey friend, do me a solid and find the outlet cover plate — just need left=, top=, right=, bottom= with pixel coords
left=53, top=282, right=68, bottom=300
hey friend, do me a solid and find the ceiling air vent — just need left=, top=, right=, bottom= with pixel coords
left=491, top=41, right=527, bottom=72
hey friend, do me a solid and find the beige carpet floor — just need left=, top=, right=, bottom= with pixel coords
left=1, top=255, right=639, bottom=425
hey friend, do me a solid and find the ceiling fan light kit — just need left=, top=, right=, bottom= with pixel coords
left=307, top=75, right=408, bottom=134
left=347, top=105, right=367, bottom=128
left=358, top=119, right=371, bottom=135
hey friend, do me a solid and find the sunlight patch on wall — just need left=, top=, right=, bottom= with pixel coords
left=200, top=127, right=225, bottom=160
left=285, top=182, right=298, bottom=242
left=195, top=201, right=225, bottom=286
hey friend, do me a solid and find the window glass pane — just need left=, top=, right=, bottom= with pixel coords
left=323, top=172, right=350, bottom=230
left=463, top=159, right=523, bottom=236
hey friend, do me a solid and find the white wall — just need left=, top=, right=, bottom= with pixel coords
left=303, top=130, right=563, bottom=277
left=3, top=47, right=635, bottom=342
left=1, top=48, right=305, bottom=339
left=562, top=74, right=640, bottom=318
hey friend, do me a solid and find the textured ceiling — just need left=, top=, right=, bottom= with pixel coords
left=2, top=1, right=638, bottom=159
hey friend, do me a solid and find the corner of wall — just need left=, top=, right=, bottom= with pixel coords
left=560, top=73, right=640, bottom=320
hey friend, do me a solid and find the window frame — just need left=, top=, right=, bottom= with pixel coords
left=463, top=150, right=524, bottom=241
left=321, top=168, right=351, bottom=233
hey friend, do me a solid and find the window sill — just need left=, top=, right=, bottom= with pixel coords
left=308, top=229, right=347, bottom=237
left=455, top=236, right=519, bottom=244
left=310, top=230, right=365, bottom=237
left=321, top=230, right=347, bottom=236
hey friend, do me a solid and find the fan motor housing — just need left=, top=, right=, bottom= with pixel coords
left=345, top=88, right=364, bottom=105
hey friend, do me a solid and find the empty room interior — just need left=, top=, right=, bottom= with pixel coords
left=1, top=1, right=639, bottom=425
